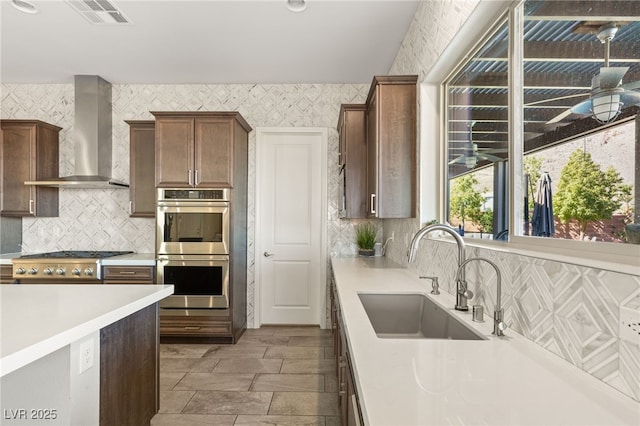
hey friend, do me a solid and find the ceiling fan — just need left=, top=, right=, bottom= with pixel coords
left=543, top=22, right=640, bottom=125
left=448, top=122, right=507, bottom=169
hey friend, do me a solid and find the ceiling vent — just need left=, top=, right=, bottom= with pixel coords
left=66, top=0, right=130, bottom=25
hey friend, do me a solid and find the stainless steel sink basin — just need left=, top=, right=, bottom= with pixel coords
left=358, top=293, right=485, bottom=340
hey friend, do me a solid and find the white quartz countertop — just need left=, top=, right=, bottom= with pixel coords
left=0, top=284, right=173, bottom=377
left=100, top=252, right=156, bottom=266
left=331, top=257, right=640, bottom=426
left=0, top=252, right=156, bottom=266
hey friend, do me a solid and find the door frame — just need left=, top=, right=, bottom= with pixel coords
left=254, top=127, right=328, bottom=329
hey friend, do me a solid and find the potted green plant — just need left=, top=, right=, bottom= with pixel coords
left=355, top=223, right=376, bottom=256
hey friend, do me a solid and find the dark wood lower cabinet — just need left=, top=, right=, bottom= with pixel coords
left=331, top=271, right=363, bottom=426
left=100, top=303, right=158, bottom=425
left=0, top=265, right=15, bottom=284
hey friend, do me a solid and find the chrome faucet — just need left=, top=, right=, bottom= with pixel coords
left=407, top=224, right=471, bottom=311
left=455, top=257, right=507, bottom=336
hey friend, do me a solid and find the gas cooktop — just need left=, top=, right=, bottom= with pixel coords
left=13, top=251, right=134, bottom=280
left=19, top=251, right=134, bottom=259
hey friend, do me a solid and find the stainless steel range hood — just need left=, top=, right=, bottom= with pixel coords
left=25, top=75, right=129, bottom=188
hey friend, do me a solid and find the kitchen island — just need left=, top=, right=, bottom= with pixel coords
left=0, top=284, right=173, bottom=425
left=331, top=257, right=640, bottom=426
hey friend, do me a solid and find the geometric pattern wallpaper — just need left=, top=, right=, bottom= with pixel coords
left=1, top=81, right=369, bottom=330
left=384, top=233, right=640, bottom=402
left=384, top=0, right=640, bottom=403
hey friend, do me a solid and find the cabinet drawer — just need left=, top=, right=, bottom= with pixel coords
left=160, top=318, right=232, bottom=336
left=0, top=264, right=15, bottom=284
left=103, top=266, right=155, bottom=283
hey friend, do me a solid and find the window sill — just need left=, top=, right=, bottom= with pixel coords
left=456, top=236, right=639, bottom=276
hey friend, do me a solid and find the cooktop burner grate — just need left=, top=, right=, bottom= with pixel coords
left=19, top=250, right=134, bottom=259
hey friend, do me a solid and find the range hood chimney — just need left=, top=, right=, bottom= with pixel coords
left=25, top=75, right=128, bottom=188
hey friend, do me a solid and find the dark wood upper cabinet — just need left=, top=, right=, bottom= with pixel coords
left=337, top=104, right=367, bottom=218
left=126, top=120, right=156, bottom=217
left=366, top=75, right=417, bottom=218
left=1, top=120, right=61, bottom=217
left=152, top=112, right=251, bottom=188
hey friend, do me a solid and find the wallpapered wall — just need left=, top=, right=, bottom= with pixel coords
left=1, top=82, right=370, bottom=328
left=384, top=0, right=640, bottom=402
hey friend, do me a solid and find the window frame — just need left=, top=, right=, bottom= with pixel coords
left=434, top=0, right=640, bottom=274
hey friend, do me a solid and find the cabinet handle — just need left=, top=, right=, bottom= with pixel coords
left=184, top=326, right=201, bottom=330
left=118, top=271, right=136, bottom=275
left=370, top=194, right=376, bottom=214
left=194, top=170, right=199, bottom=185
left=188, top=170, right=193, bottom=186
left=29, top=199, right=35, bottom=214
left=129, top=201, right=133, bottom=215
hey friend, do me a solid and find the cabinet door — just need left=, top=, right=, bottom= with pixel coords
left=1, top=125, right=34, bottom=215
left=376, top=83, right=416, bottom=218
left=340, top=105, right=367, bottom=218
left=366, top=91, right=379, bottom=217
left=1, top=122, right=59, bottom=217
left=155, top=117, right=194, bottom=187
left=128, top=121, right=155, bottom=217
left=194, top=117, right=233, bottom=188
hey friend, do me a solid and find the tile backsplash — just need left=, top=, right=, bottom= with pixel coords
left=1, top=82, right=369, bottom=329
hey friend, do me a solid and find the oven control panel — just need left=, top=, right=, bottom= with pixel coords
left=13, top=260, right=100, bottom=280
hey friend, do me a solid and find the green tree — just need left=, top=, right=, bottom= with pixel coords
left=523, top=155, right=543, bottom=212
left=449, top=175, right=486, bottom=231
left=555, top=149, right=629, bottom=239
left=477, top=209, right=494, bottom=235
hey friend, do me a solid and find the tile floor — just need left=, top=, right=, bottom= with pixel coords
left=152, top=326, right=340, bottom=426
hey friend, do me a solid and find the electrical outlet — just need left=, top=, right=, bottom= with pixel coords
left=619, top=306, right=640, bottom=344
left=79, top=339, right=94, bottom=374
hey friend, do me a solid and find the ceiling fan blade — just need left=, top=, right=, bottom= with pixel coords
left=477, top=148, right=508, bottom=153
left=570, top=99, right=592, bottom=115
left=621, top=80, right=640, bottom=91
left=599, top=67, right=628, bottom=89
left=547, top=107, right=577, bottom=124
left=525, top=92, right=589, bottom=107
left=620, top=90, right=640, bottom=104
left=448, top=155, right=464, bottom=165
left=477, top=153, right=503, bottom=162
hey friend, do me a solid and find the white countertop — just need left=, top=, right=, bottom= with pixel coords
left=0, top=284, right=173, bottom=377
left=100, top=252, right=156, bottom=266
left=331, top=257, right=640, bottom=426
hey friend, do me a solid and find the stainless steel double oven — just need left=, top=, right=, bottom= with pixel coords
left=156, top=189, right=230, bottom=313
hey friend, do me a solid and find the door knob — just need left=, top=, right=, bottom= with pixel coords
left=264, top=251, right=274, bottom=257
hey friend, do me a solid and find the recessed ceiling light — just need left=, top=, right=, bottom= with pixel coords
left=286, top=0, right=307, bottom=13
left=11, top=0, right=38, bottom=14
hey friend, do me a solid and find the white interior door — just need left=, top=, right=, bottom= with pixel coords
left=256, top=127, right=327, bottom=326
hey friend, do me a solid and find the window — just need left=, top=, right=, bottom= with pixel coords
left=445, top=19, right=510, bottom=239
left=519, top=0, right=638, bottom=245
left=444, top=0, right=639, bottom=253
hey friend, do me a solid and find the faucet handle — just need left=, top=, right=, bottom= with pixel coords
left=457, top=280, right=473, bottom=300
left=419, top=276, right=440, bottom=295
left=493, top=309, right=507, bottom=336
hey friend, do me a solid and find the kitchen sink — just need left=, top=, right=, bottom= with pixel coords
left=358, top=293, right=485, bottom=340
